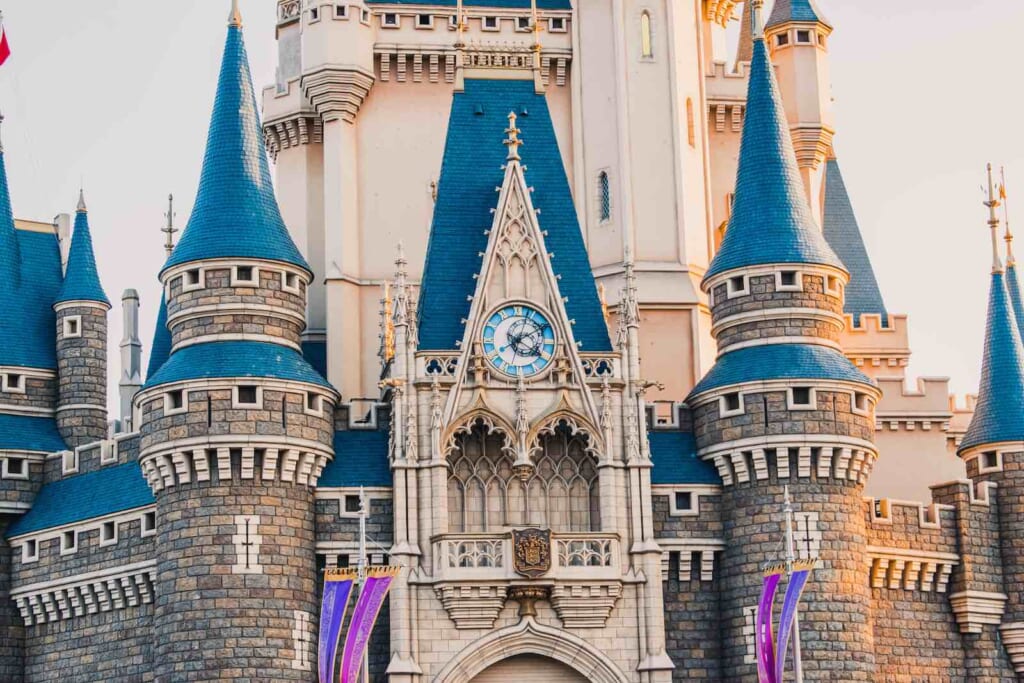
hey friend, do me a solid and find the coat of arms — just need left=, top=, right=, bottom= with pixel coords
left=512, top=528, right=551, bottom=578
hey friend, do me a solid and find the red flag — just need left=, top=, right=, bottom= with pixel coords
left=0, top=25, right=10, bottom=67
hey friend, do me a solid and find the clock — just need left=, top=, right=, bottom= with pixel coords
left=482, top=304, right=556, bottom=378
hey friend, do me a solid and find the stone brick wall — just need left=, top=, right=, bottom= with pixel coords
left=0, top=373, right=57, bottom=411
left=719, top=480, right=875, bottom=680
left=692, top=388, right=874, bottom=451
left=139, top=386, right=333, bottom=453
left=1, top=460, right=44, bottom=510
left=716, top=316, right=841, bottom=351
left=165, top=265, right=307, bottom=348
left=55, top=305, right=108, bottom=447
left=0, top=517, right=24, bottom=683
left=967, top=451, right=1024, bottom=618
left=870, top=589, right=966, bottom=681
left=154, top=480, right=318, bottom=681
left=710, top=272, right=843, bottom=325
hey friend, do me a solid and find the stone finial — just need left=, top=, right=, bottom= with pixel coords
left=751, top=0, right=765, bottom=38
left=76, top=188, right=87, bottom=213
left=986, top=163, right=1003, bottom=274
left=162, top=194, right=177, bottom=258
left=228, top=0, right=242, bottom=28
left=1002, top=167, right=1015, bottom=267
left=504, top=112, right=522, bottom=162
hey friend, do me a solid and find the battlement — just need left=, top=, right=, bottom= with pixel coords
left=43, top=432, right=139, bottom=483
left=874, top=376, right=952, bottom=431
left=842, top=313, right=911, bottom=376
left=946, top=394, right=976, bottom=450
left=705, top=59, right=748, bottom=106
left=864, top=495, right=960, bottom=593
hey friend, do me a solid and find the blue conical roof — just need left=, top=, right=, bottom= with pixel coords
left=766, top=0, right=830, bottom=29
left=705, top=37, right=844, bottom=280
left=145, top=294, right=171, bottom=381
left=960, top=271, right=1024, bottom=452
left=1006, top=262, right=1024, bottom=341
left=55, top=199, right=109, bottom=306
left=0, top=151, right=20, bottom=288
left=161, top=22, right=308, bottom=275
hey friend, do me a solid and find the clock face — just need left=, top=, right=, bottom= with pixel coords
left=482, top=305, right=556, bottom=377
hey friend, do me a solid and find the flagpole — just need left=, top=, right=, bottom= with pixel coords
left=358, top=486, right=369, bottom=683
left=784, top=487, right=804, bottom=683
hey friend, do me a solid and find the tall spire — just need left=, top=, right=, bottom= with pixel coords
left=55, top=190, right=109, bottom=307
left=704, top=11, right=843, bottom=280
left=960, top=171, right=1024, bottom=452
left=0, top=110, right=18, bottom=288
left=161, top=10, right=308, bottom=274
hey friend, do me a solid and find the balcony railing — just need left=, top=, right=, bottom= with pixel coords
left=433, top=531, right=620, bottom=582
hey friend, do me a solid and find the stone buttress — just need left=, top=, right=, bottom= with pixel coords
left=134, top=7, right=337, bottom=680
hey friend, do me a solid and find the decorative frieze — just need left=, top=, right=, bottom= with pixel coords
left=12, top=560, right=155, bottom=626
left=139, top=444, right=331, bottom=493
left=705, top=441, right=877, bottom=488
left=866, top=547, right=958, bottom=594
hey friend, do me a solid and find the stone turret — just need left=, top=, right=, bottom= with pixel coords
left=688, top=4, right=878, bottom=678
left=53, top=191, right=110, bottom=447
left=133, top=4, right=337, bottom=678
left=956, top=167, right=1024, bottom=676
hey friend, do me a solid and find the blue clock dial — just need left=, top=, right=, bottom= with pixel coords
left=482, top=305, right=556, bottom=377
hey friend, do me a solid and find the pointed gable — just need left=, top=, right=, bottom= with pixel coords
left=960, top=270, right=1024, bottom=452
left=705, top=37, right=844, bottom=280
left=418, top=79, right=611, bottom=352
left=823, top=158, right=887, bottom=325
left=162, top=21, right=308, bottom=274
left=55, top=201, right=109, bottom=306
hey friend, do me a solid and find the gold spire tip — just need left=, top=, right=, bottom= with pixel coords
left=228, top=0, right=242, bottom=28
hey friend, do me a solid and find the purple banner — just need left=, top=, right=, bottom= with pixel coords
left=774, top=564, right=813, bottom=683
left=756, top=569, right=783, bottom=683
left=340, top=567, right=399, bottom=683
left=318, top=570, right=356, bottom=683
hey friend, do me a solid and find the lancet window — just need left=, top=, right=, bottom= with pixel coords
left=447, top=421, right=600, bottom=533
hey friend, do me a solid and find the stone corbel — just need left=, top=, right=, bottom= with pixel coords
left=435, top=583, right=508, bottom=629
left=549, top=581, right=622, bottom=629
left=948, top=590, right=1007, bottom=634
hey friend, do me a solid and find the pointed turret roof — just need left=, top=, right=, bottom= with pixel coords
left=161, top=14, right=308, bottom=275
left=766, top=0, right=830, bottom=29
left=0, top=125, right=20, bottom=288
left=55, top=192, right=110, bottom=307
left=704, top=34, right=844, bottom=280
left=822, top=158, right=887, bottom=325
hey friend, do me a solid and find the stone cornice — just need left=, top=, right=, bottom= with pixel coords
left=301, top=65, right=376, bottom=124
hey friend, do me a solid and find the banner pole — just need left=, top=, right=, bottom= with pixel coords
left=358, top=486, right=369, bottom=683
left=783, top=487, right=804, bottom=683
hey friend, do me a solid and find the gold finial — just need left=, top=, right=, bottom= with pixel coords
left=504, top=112, right=522, bottom=161
left=228, top=0, right=242, bottom=28
left=1002, top=167, right=1015, bottom=267
left=750, top=0, right=764, bottom=39
left=76, top=188, right=87, bottom=213
left=985, top=163, right=1003, bottom=274
left=382, top=281, right=395, bottom=362
left=455, top=0, right=466, bottom=48
left=598, top=282, right=610, bottom=324
left=531, top=0, right=542, bottom=52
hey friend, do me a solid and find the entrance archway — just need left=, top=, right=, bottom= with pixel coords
left=471, top=654, right=589, bottom=682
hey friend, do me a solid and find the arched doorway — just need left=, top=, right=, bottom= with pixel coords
left=471, top=654, right=589, bottom=682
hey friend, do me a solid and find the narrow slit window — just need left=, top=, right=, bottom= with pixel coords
left=598, top=171, right=612, bottom=222
left=640, top=11, right=653, bottom=58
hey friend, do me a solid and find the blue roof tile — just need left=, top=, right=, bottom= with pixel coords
left=766, top=0, right=829, bottom=28
left=960, top=271, right=1024, bottom=452
left=0, top=152, right=19, bottom=287
left=689, top=343, right=872, bottom=398
left=0, top=413, right=66, bottom=453
left=302, top=340, right=328, bottom=378
left=418, top=78, right=611, bottom=352
left=705, top=38, right=844, bottom=280
left=145, top=294, right=171, bottom=381
left=162, top=23, right=308, bottom=274
left=822, top=158, right=887, bottom=326
left=319, top=429, right=392, bottom=487
left=1006, top=263, right=1024, bottom=341
left=144, top=340, right=332, bottom=390
left=0, top=229, right=62, bottom=369
left=648, top=431, right=721, bottom=485
left=55, top=205, right=109, bottom=306
left=7, top=463, right=153, bottom=537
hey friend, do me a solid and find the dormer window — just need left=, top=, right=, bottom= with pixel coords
left=165, top=389, right=187, bottom=415
left=788, top=387, right=815, bottom=409
left=796, top=29, right=812, bottom=44
left=549, top=17, right=566, bottom=33
left=482, top=16, right=499, bottom=31
left=726, top=275, right=749, bottom=298
left=63, top=316, right=82, bottom=338
left=417, top=13, right=433, bottom=28
left=2, top=372, right=25, bottom=393
left=720, top=391, right=744, bottom=417
left=776, top=33, right=790, bottom=47
left=232, top=265, right=258, bottom=286
left=182, top=268, right=204, bottom=292
left=382, top=12, right=399, bottom=27
left=234, top=385, right=261, bottom=408
left=776, top=270, right=801, bottom=291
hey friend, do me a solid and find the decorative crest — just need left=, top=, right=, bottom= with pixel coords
left=985, top=163, right=1003, bottom=274
left=228, top=0, right=242, bottom=28
left=162, top=194, right=177, bottom=258
left=504, top=112, right=523, bottom=162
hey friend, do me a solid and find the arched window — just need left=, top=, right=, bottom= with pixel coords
left=598, top=171, right=611, bottom=223
left=686, top=97, right=696, bottom=148
left=448, top=421, right=599, bottom=533
left=640, top=11, right=653, bottom=59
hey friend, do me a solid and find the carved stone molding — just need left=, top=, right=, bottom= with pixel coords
left=139, top=445, right=331, bottom=494
left=549, top=582, right=622, bottom=628
left=301, top=66, right=375, bottom=124
left=264, top=114, right=323, bottom=160
left=434, top=583, right=508, bottom=629
left=949, top=590, right=1008, bottom=634
left=12, top=560, right=156, bottom=626
left=999, top=621, right=1024, bottom=673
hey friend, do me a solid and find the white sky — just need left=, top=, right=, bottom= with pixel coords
left=1, top=0, right=1021, bottom=414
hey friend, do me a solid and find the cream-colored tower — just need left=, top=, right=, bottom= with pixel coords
left=764, top=0, right=834, bottom=223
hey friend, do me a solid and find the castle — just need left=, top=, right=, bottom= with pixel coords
left=0, top=0, right=1021, bottom=680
